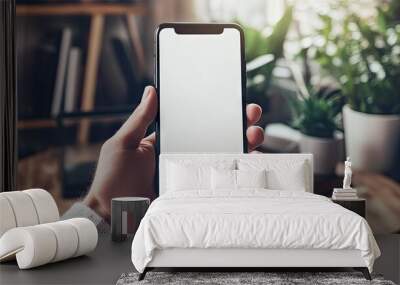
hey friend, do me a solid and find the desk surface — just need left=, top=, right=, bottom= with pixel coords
left=0, top=234, right=133, bottom=285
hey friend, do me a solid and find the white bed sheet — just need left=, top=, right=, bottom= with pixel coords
left=131, top=190, right=380, bottom=273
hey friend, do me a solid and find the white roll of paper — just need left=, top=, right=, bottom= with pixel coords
left=23, top=189, right=59, bottom=224
left=0, top=226, right=57, bottom=269
left=0, top=196, right=17, bottom=237
left=62, top=218, right=98, bottom=257
left=42, top=222, right=79, bottom=262
left=0, top=192, right=39, bottom=227
left=0, top=218, right=97, bottom=269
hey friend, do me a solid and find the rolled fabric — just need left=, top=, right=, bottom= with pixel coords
left=23, top=189, right=59, bottom=224
left=0, top=196, right=17, bottom=237
left=0, top=218, right=98, bottom=269
left=0, top=191, right=39, bottom=227
left=62, top=218, right=98, bottom=257
left=42, top=222, right=78, bottom=263
left=0, top=226, right=57, bottom=269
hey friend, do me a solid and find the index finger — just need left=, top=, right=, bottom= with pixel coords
left=246, top=104, right=262, bottom=126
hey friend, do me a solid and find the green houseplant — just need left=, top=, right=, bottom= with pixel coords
left=289, top=86, right=344, bottom=174
left=241, top=6, right=293, bottom=110
left=305, top=0, right=400, bottom=172
left=311, top=0, right=400, bottom=115
left=290, top=87, right=342, bottom=139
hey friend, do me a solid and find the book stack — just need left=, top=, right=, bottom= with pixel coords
left=332, top=188, right=358, bottom=200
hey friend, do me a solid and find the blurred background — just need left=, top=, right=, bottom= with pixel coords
left=16, top=0, right=399, bottom=236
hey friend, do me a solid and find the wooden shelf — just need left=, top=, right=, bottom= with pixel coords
left=16, top=3, right=146, bottom=16
left=18, top=119, right=57, bottom=129
left=16, top=2, right=146, bottom=144
left=18, top=114, right=129, bottom=130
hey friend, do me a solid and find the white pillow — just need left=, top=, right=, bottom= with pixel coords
left=238, top=159, right=307, bottom=191
left=211, top=168, right=236, bottom=189
left=167, top=160, right=235, bottom=191
left=236, top=169, right=267, bottom=188
left=167, top=163, right=209, bottom=191
left=211, top=169, right=267, bottom=190
left=268, top=168, right=306, bottom=191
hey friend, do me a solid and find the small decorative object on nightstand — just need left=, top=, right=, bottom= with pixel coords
left=111, top=197, right=150, bottom=242
left=331, top=198, right=366, bottom=218
left=331, top=157, right=365, bottom=217
left=332, top=157, right=359, bottom=200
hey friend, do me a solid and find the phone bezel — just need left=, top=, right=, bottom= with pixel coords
left=154, top=23, right=248, bottom=175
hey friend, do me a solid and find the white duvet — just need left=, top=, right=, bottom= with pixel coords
left=131, top=190, right=380, bottom=273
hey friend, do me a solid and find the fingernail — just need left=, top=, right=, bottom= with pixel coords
left=141, top=86, right=151, bottom=103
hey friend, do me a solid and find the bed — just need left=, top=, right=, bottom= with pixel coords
left=131, top=153, right=380, bottom=280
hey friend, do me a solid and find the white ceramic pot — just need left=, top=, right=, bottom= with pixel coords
left=343, top=105, right=400, bottom=172
left=299, top=133, right=343, bottom=175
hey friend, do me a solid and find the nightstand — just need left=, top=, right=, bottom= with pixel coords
left=331, top=198, right=366, bottom=218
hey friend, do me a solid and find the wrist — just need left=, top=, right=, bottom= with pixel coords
left=83, top=193, right=97, bottom=211
left=83, top=193, right=109, bottom=222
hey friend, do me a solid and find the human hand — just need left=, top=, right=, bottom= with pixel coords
left=83, top=86, right=264, bottom=221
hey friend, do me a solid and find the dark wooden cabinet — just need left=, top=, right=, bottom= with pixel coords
left=332, top=198, right=366, bottom=218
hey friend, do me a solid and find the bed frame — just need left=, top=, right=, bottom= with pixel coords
left=141, top=248, right=371, bottom=280
left=140, top=154, right=371, bottom=280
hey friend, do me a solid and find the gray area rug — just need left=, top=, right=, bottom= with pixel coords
left=117, top=272, right=395, bottom=285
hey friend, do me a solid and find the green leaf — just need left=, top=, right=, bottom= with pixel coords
left=242, top=5, right=293, bottom=105
left=307, top=1, right=400, bottom=115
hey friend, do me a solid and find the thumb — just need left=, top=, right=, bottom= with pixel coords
left=114, top=86, right=157, bottom=148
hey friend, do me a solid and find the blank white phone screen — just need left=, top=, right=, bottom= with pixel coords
left=159, top=27, right=244, bottom=153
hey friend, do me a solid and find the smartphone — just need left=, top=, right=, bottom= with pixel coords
left=155, top=23, right=247, bottom=154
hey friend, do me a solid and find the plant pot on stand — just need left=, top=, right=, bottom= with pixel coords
left=343, top=105, right=400, bottom=172
left=299, top=132, right=343, bottom=175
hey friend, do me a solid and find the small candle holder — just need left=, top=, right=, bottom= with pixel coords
left=111, top=197, right=150, bottom=242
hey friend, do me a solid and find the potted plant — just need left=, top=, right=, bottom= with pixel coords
left=307, top=0, right=400, bottom=172
left=240, top=6, right=293, bottom=112
left=289, top=86, right=344, bottom=175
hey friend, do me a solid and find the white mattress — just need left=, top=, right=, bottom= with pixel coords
left=131, top=190, right=380, bottom=273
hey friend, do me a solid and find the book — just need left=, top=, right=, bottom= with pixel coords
left=51, top=28, right=72, bottom=117
left=64, top=47, right=82, bottom=113
left=332, top=196, right=360, bottom=200
left=333, top=188, right=357, bottom=193
left=18, top=32, right=61, bottom=119
left=333, top=193, right=358, bottom=197
left=111, top=37, right=141, bottom=106
left=332, top=187, right=358, bottom=200
left=332, top=191, right=358, bottom=200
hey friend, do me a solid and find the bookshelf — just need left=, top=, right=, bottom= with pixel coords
left=16, top=3, right=146, bottom=16
left=18, top=119, right=57, bottom=130
left=17, top=3, right=147, bottom=144
left=17, top=114, right=130, bottom=130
